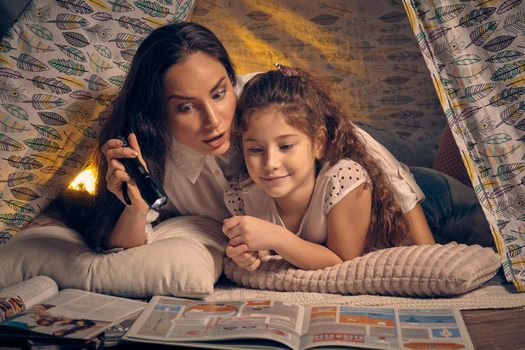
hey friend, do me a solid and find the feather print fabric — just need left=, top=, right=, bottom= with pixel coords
left=404, top=0, right=525, bottom=292
left=0, top=0, right=195, bottom=242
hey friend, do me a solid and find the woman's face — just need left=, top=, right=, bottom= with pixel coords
left=164, top=51, right=236, bottom=156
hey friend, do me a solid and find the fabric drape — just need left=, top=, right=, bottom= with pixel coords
left=403, top=0, right=525, bottom=291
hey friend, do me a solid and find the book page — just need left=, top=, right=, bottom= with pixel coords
left=0, top=288, right=145, bottom=340
left=0, top=276, right=58, bottom=321
left=396, top=308, right=474, bottom=350
left=300, top=306, right=474, bottom=350
left=46, top=289, right=145, bottom=322
left=124, top=296, right=305, bottom=349
left=301, top=306, right=399, bottom=349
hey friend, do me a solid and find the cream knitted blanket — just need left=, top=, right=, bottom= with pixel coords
left=210, top=274, right=525, bottom=310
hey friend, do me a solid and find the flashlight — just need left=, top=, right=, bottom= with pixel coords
left=118, top=136, right=167, bottom=210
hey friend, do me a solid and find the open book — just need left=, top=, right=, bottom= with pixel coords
left=123, top=296, right=475, bottom=350
left=0, top=276, right=145, bottom=341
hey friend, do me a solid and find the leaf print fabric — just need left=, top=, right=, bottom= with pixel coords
left=404, top=0, right=525, bottom=292
left=0, top=0, right=195, bottom=243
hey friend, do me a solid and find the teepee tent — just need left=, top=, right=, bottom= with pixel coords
left=191, top=0, right=525, bottom=290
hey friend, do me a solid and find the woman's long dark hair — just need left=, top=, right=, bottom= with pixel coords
left=82, top=22, right=236, bottom=250
left=236, top=69, right=409, bottom=253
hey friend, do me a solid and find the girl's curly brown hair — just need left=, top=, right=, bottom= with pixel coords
left=235, top=68, right=410, bottom=253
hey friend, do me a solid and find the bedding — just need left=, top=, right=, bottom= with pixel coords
left=0, top=216, right=225, bottom=298
left=0, top=216, right=500, bottom=297
left=432, top=125, right=470, bottom=186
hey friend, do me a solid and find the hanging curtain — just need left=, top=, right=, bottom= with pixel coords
left=403, top=0, right=525, bottom=291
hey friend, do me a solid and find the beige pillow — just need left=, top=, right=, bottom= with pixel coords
left=0, top=216, right=226, bottom=298
left=223, top=243, right=501, bottom=296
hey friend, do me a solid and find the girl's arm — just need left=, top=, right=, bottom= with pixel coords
left=224, top=216, right=348, bottom=270
left=325, top=182, right=372, bottom=261
left=225, top=244, right=262, bottom=271
left=326, top=184, right=435, bottom=260
left=404, top=204, right=436, bottom=245
left=272, top=226, right=346, bottom=270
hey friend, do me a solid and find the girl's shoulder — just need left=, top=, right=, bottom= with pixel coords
left=320, top=159, right=370, bottom=213
left=225, top=174, right=254, bottom=191
left=321, top=158, right=369, bottom=180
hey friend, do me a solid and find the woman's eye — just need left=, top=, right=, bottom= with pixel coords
left=213, top=89, right=226, bottom=100
left=177, top=104, right=194, bottom=113
left=248, top=147, right=263, bottom=154
left=280, top=144, right=294, bottom=151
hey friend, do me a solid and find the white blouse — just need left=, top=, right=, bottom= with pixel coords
left=160, top=137, right=243, bottom=221
left=224, top=159, right=371, bottom=243
left=355, top=127, right=423, bottom=213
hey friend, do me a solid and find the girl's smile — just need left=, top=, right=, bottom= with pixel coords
left=260, top=174, right=291, bottom=183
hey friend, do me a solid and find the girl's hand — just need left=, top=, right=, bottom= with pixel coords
left=101, top=133, right=149, bottom=213
left=225, top=243, right=261, bottom=271
left=222, top=216, right=281, bottom=252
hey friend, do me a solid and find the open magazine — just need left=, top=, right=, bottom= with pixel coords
left=0, top=276, right=145, bottom=341
left=123, top=296, right=475, bottom=350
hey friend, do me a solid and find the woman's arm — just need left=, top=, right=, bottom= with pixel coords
left=101, top=134, right=151, bottom=249
left=223, top=216, right=344, bottom=270
left=106, top=206, right=149, bottom=249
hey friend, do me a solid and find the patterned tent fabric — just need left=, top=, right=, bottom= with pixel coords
left=0, top=0, right=195, bottom=243
left=191, top=0, right=447, bottom=167
left=403, top=0, right=525, bottom=291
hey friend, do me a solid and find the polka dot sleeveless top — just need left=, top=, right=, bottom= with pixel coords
left=224, top=159, right=371, bottom=244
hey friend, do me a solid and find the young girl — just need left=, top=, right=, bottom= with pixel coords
left=222, top=66, right=435, bottom=271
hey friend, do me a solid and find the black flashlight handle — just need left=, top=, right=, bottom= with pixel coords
left=117, top=136, right=167, bottom=210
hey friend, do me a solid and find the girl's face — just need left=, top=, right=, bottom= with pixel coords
left=164, top=51, right=236, bottom=156
left=242, top=110, right=323, bottom=200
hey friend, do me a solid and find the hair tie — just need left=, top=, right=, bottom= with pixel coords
left=274, top=62, right=298, bottom=77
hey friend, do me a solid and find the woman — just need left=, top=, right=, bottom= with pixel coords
left=82, top=22, right=490, bottom=255
left=84, top=22, right=238, bottom=250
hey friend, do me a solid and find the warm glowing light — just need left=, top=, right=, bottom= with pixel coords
left=69, top=167, right=97, bottom=194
